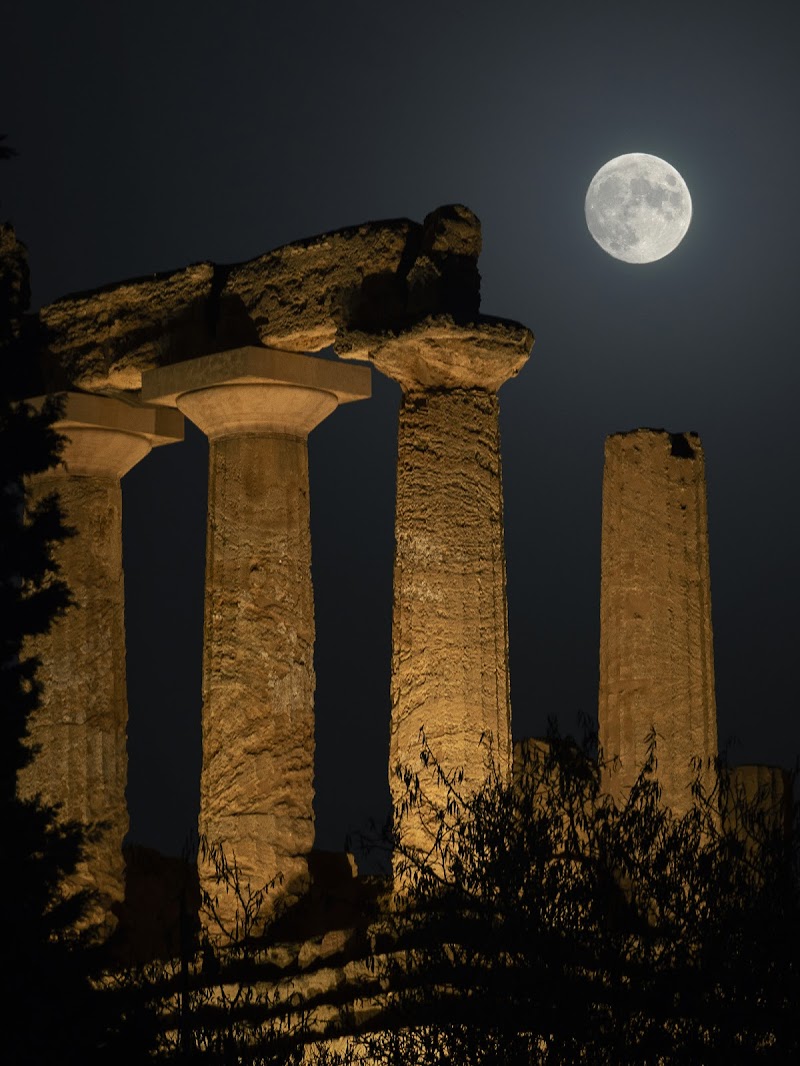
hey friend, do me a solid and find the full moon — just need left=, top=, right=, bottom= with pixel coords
left=585, top=153, right=692, bottom=264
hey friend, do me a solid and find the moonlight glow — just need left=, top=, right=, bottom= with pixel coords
left=585, top=153, right=692, bottom=264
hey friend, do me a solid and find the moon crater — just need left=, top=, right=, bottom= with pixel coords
left=585, top=153, right=692, bottom=264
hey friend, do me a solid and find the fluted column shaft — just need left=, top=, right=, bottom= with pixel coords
left=18, top=394, right=183, bottom=933
left=200, top=430, right=317, bottom=902
left=392, top=387, right=511, bottom=813
left=339, top=319, right=533, bottom=869
left=23, top=471, right=130, bottom=924
left=598, top=429, right=718, bottom=814
left=142, top=347, right=371, bottom=927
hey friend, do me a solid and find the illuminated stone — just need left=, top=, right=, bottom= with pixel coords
left=598, top=429, right=718, bottom=814
left=19, top=392, right=183, bottom=934
left=37, top=205, right=480, bottom=393
left=142, top=347, right=370, bottom=930
left=339, top=317, right=532, bottom=877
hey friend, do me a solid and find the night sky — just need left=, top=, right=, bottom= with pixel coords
left=3, top=2, right=799, bottom=863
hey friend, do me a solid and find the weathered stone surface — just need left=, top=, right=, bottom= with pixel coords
left=142, top=351, right=371, bottom=932
left=390, top=387, right=513, bottom=857
left=139, top=345, right=370, bottom=412
left=297, top=928, right=355, bottom=969
left=38, top=205, right=481, bottom=394
left=336, top=314, right=531, bottom=388
left=338, top=318, right=532, bottom=868
left=598, top=429, right=718, bottom=814
left=39, top=262, right=217, bottom=393
left=200, top=432, right=317, bottom=920
left=18, top=393, right=183, bottom=934
left=20, top=472, right=130, bottom=931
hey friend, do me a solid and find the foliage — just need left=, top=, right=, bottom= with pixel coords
left=0, top=134, right=16, bottom=162
left=137, top=837, right=310, bottom=1064
left=350, top=724, right=800, bottom=1065
left=1, top=152, right=155, bottom=1063
left=1, top=147, right=312, bottom=1063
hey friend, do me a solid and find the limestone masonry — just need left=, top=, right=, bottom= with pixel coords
left=19, top=393, right=182, bottom=931
left=141, top=348, right=370, bottom=930
left=34, top=204, right=481, bottom=394
left=17, top=206, right=787, bottom=970
left=337, top=318, right=532, bottom=873
left=598, top=429, right=718, bottom=813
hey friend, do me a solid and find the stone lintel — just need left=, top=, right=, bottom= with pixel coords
left=335, top=315, right=533, bottom=392
left=141, top=346, right=371, bottom=409
left=37, top=205, right=482, bottom=395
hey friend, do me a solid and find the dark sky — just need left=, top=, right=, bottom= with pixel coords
left=3, top=2, right=799, bottom=862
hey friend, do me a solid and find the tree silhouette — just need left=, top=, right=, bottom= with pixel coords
left=1, top=150, right=157, bottom=1062
left=0, top=134, right=17, bottom=163
left=347, top=725, right=800, bottom=1065
left=125, top=837, right=311, bottom=1063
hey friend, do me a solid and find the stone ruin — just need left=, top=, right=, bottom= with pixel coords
left=17, top=204, right=533, bottom=933
left=598, top=428, right=718, bottom=814
left=13, top=205, right=791, bottom=1027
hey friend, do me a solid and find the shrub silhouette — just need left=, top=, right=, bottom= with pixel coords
left=347, top=722, right=799, bottom=1065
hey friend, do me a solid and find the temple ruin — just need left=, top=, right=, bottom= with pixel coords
left=598, top=428, right=718, bottom=813
left=22, top=203, right=541, bottom=917
left=12, top=205, right=791, bottom=1047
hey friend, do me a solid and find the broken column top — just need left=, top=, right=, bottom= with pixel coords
left=335, top=315, right=533, bottom=391
left=606, top=428, right=702, bottom=458
left=36, top=205, right=485, bottom=395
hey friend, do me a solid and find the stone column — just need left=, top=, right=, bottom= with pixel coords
left=142, top=347, right=370, bottom=928
left=340, top=319, right=532, bottom=868
left=598, top=429, right=718, bottom=814
left=18, top=392, right=183, bottom=933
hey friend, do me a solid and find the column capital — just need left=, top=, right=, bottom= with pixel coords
left=29, top=392, right=184, bottom=478
left=141, top=346, right=371, bottom=438
left=335, top=315, right=533, bottom=392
